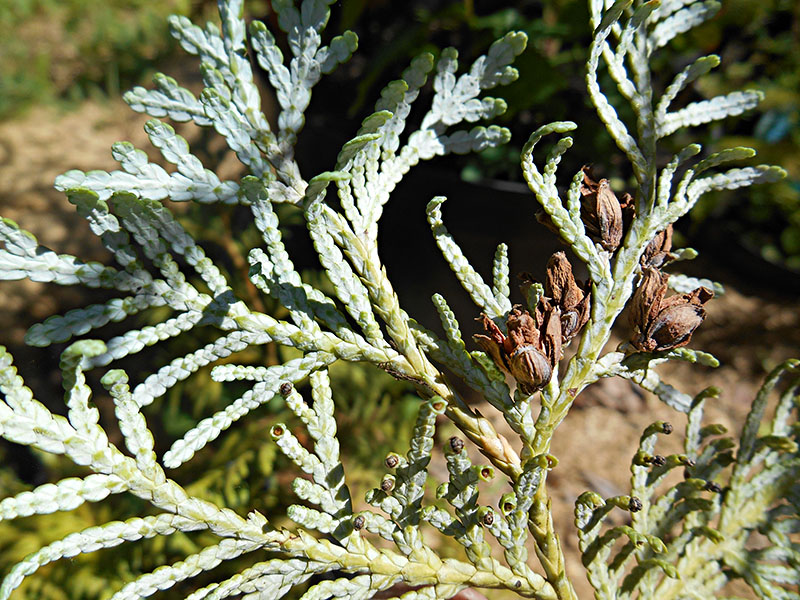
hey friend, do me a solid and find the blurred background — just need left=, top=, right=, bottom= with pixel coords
left=2, top=0, right=799, bottom=272
left=0, top=1, right=798, bottom=598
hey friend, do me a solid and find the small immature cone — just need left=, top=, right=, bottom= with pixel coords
left=545, top=251, right=590, bottom=342
left=580, top=167, right=625, bottom=251
left=474, top=305, right=562, bottom=395
left=630, top=267, right=714, bottom=352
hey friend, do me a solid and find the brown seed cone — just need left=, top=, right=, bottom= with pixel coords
left=630, top=267, right=714, bottom=352
left=509, top=344, right=553, bottom=395
left=473, top=304, right=562, bottom=394
left=580, top=166, right=624, bottom=251
left=630, top=267, right=669, bottom=338
left=474, top=314, right=512, bottom=373
left=545, top=251, right=591, bottom=342
left=546, top=252, right=584, bottom=310
left=641, top=224, right=674, bottom=268
left=506, top=306, right=542, bottom=349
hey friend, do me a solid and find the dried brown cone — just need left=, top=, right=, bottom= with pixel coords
left=629, top=267, right=714, bottom=352
left=641, top=224, right=674, bottom=268
left=545, top=251, right=591, bottom=343
left=579, top=166, right=625, bottom=251
left=474, top=304, right=562, bottom=395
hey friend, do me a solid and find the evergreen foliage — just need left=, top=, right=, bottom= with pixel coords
left=0, top=0, right=795, bottom=598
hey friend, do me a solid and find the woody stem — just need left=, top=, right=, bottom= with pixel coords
left=533, top=213, right=660, bottom=455
left=530, top=483, right=579, bottom=600
left=524, top=216, right=661, bottom=598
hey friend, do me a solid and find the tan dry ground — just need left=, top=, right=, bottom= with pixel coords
left=1, top=100, right=799, bottom=599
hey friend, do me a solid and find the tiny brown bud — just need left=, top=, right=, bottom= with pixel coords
left=651, top=454, right=667, bottom=467
left=705, top=481, right=722, bottom=493
left=683, top=457, right=697, bottom=468
left=353, top=515, right=365, bottom=530
left=279, top=382, right=293, bottom=396
left=385, top=454, right=399, bottom=469
left=500, top=492, right=517, bottom=514
left=628, top=497, right=643, bottom=512
left=380, top=476, right=395, bottom=492
left=271, top=425, right=284, bottom=437
left=662, top=422, right=673, bottom=435
left=482, top=511, right=495, bottom=526
left=449, top=436, right=465, bottom=453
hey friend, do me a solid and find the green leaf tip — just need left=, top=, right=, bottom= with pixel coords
left=359, top=110, right=393, bottom=133
left=495, top=30, right=528, bottom=56
left=596, top=0, right=634, bottom=33
left=62, top=339, right=108, bottom=360
left=643, top=421, right=674, bottom=437
left=65, top=187, right=108, bottom=212
left=427, top=196, right=447, bottom=212
left=768, top=165, right=789, bottom=180
left=0, top=217, right=22, bottom=231
left=521, top=121, right=578, bottom=157
left=756, top=435, right=798, bottom=453
left=306, top=171, right=350, bottom=201
left=99, top=369, right=128, bottom=388
left=577, top=490, right=604, bottom=507
left=632, top=1, right=661, bottom=27
left=698, top=526, right=724, bottom=544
